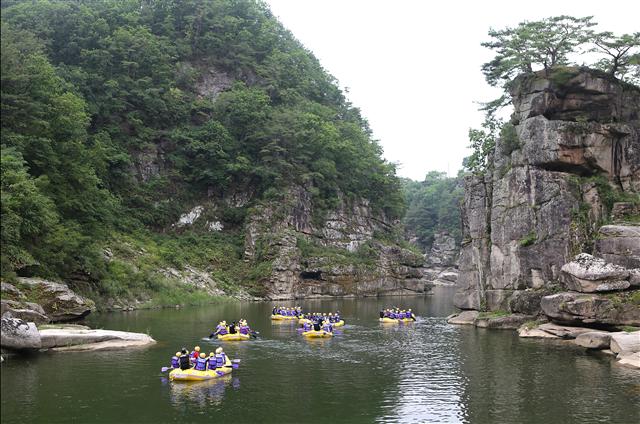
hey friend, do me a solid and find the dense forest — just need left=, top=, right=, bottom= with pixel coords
left=1, top=0, right=408, bottom=302
left=403, top=172, right=463, bottom=250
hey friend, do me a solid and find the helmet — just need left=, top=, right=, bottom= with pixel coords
left=176, top=352, right=181, bottom=357
left=215, top=347, right=223, bottom=354
left=195, top=346, right=200, bottom=352
left=199, top=353, right=206, bottom=358
left=209, top=352, right=215, bottom=357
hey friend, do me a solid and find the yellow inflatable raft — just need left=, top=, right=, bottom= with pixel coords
left=379, top=317, right=414, bottom=323
left=169, top=366, right=232, bottom=381
left=302, top=330, right=333, bottom=338
left=270, top=314, right=298, bottom=321
left=217, top=333, right=250, bottom=341
left=333, top=320, right=345, bottom=327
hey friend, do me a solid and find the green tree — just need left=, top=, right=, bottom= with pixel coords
left=592, top=32, right=640, bottom=81
left=482, top=16, right=595, bottom=88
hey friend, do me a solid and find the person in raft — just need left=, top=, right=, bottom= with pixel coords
left=171, top=352, right=181, bottom=369
left=190, top=346, right=201, bottom=363
left=194, top=353, right=208, bottom=371
left=179, top=348, right=191, bottom=370
left=228, top=321, right=237, bottom=334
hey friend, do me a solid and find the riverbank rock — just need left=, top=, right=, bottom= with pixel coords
left=540, top=292, right=640, bottom=326
left=536, top=323, right=595, bottom=339
left=617, top=351, right=640, bottom=369
left=1, top=317, right=41, bottom=349
left=16, top=278, right=95, bottom=322
left=518, top=326, right=560, bottom=338
left=508, top=289, right=550, bottom=315
left=475, top=314, right=535, bottom=329
left=447, top=310, right=478, bottom=325
left=561, top=254, right=630, bottom=293
left=574, top=332, right=612, bottom=349
left=1, top=300, right=49, bottom=325
left=594, top=225, right=640, bottom=269
left=39, top=327, right=155, bottom=351
left=610, top=332, right=640, bottom=354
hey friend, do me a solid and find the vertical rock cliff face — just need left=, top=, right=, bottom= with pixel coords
left=244, top=186, right=426, bottom=299
left=455, top=68, right=640, bottom=311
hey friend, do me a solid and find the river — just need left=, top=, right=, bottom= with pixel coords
left=1, top=287, right=638, bottom=423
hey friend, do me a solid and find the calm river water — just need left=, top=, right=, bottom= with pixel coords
left=1, top=287, right=639, bottom=423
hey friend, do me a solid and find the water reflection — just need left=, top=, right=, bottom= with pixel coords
left=167, top=375, right=237, bottom=408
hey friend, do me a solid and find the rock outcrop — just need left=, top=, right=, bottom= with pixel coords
left=561, top=253, right=631, bottom=293
left=422, top=232, right=459, bottom=286
left=39, top=326, right=156, bottom=351
left=1, top=317, right=41, bottom=350
left=540, top=291, right=640, bottom=326
left=454, top=67, right=640, bottom=325
left=243, top=186, right=427, bottom=299
left=2, top=278, right=95, bottom=322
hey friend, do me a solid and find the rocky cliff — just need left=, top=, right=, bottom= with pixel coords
left=243, top=186, right=426, bottom=299
left=455, top=68, right=640, bottom=319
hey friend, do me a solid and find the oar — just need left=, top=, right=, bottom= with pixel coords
left=161, top=366, right=173, bottom=372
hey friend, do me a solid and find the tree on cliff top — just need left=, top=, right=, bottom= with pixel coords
left=592, top=32, right=640, bottom=81
left=482, top=16, right=596, bottom=89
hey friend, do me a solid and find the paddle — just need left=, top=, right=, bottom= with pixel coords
left=161, top=366, right=172, bottom=372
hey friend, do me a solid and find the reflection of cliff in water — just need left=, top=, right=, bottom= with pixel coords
left=455, top=328, right=640, bottom=424
left=166, top=375, right=239, bottom=408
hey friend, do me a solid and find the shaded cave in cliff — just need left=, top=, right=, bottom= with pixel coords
left=300, top=271, right=322, bottom=280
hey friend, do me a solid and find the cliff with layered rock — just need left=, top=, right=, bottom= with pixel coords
left=454, top=67, right=640, bottom=326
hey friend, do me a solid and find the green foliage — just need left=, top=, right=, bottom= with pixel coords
left=464, top=115, right=502, bottom=175
left=592, top=32, right=640, bottom=83
left=478, top=310, right=510, bottom=319
left=481, top=16, right=596, bottom=89
left=402, top=172, right=463, bottom=249
left=1, top=0, right=406, bottom=299
left=518, top=231, right=537, bottom=247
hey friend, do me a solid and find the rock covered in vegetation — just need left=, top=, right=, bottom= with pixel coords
left=540, top=292, right=640, bottom=326
left=243, top=186, right=426, bottom=299
left=14, top=278, right=95, bottom=322
left=1, top=299, right=49, bottom=325
left=455, top=67, right=640, bottom=312
left=561, top=253, right=630, bottom=292
left=0, top=317, right=41, bottom=349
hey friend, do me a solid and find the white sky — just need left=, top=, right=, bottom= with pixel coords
left=265, top=0, right=639, bottom=180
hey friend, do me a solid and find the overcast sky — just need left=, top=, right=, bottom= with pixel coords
left=265, top=0, right=639, bottom=180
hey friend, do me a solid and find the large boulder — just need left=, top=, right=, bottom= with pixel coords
left=0, top=317, right=41, bottom=349
left=508, top=289, right=549, bottom=315
left=16, top=278, right=95, bottom=322
left=474, top=314, right=535, bottom=329
left=574, top=331, right=612, bottom=349
left=610, top=332, right=640, bottom=354
left=447, top=310, right=478, bottom=325
left=594, top=225, right=640, bottom=269
left=1, top=300, right=49, bottom=325
left=561, top=253, right=630, bottom=293
left=541, top=292, right=640, bottom=326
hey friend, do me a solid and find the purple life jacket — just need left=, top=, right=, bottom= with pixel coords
left=215, top=354, right=225, bottom=367
left=194, top=357, right=207, bottom=371
left=208, top=357, right=217, bottom=369
left=239, top=326, right=249, bottom=335
left=217, top=325, right=228, bottom=335
left=171, top=356, right=179, bottom=368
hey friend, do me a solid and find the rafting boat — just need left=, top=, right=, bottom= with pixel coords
left=379, top=317, right=414, bottom=323
left=217, top=333, right=250, bottom=341
left=302, top=330, right=333, bottom=338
